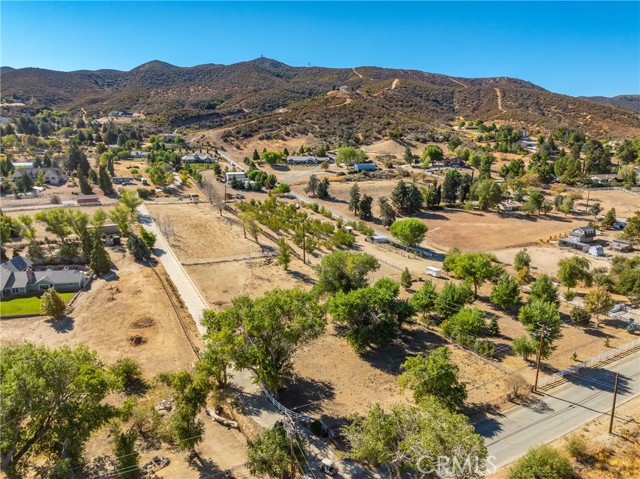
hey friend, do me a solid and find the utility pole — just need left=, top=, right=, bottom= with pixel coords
left=533, top=323, right=548, bottom=392
left=585, top=189, right=590, bottom=212
left=608, top=372, right=620, bottom=434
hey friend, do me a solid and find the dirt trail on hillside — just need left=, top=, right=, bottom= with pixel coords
left=447, top=77, right=469, bottom=88
left=495, top=87, right=506, bottom=112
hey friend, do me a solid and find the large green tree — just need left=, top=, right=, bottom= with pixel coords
left=314, top=251, right=379, bottom=295
left=0, top=343, right=117, bottom=476
left=40, top=289, right=67, bottom=319
left=344, top=399, right=487, bottom=478
left=247, top=424, right=300, bottom=479
left=557, top=256, right=592, bottom=292
left=389, top=219, right=427, bottom=247
left=202, top=288, right=325, bottom=394
left=398, top=346, right=467, bottom=410
left=470, top=179, right=502, bottom=211
left=444, top=251, right=503, bottom=298
left=518, top=299, right=562, bottom=358
left=336, top=146, right=366, bottom=166
left=410, top=280, right=438, bottom=320
left=490, top=274, right=521, bottom=309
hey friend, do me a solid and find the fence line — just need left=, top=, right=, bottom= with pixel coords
left=260, top=384, right=329, bottom=432
left=539, top=337, right=640, bottom=388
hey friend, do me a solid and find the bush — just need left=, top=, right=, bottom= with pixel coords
left=508, top=445, right=576, bottom=479
left=570, top=306, right=591, bottom=325
left=111, top=357, right=143, bottom=391
left=564, top=435, right=588, bottom=460
left=137, top=188, right=155, bottom=199
left=474, top=340, right=496, bottom=357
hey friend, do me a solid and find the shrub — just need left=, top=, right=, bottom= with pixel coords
left=508, top=445, right=576, bottom=479
left=570, top=306, right=591, bottom=325
left=110, top=357, right=143, bottom=391
left=564, top=435, right=588, bottom=460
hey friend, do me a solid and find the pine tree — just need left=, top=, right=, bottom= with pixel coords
left=127, top=234, right=151, bottom=261
left=90, top=234, right=111, bottom=275
left=442, top=169, right=462, bottom=206
left=304, top=174, right=320, bottom=197
left=98, top=165, right=114, bottom=195
left=358, top=195, right=373, bottom=220
left=401, top=268, right=412, bottom=290
left=348, top=183, right=361, bottom=214
left=379, top=198, right=396, bottom=227
left=316, top=178, right=330, bottom=199
left=253, top=149, right=260, bottom=162
left=107, top=156, right=115, bottom=177
left=407, top=184, right=424, bottom=213
left=277, top=238, right=291, bottom=271
left=391, top=180, right=408, bottom=213
left=77, top=167, right=93, bottom=195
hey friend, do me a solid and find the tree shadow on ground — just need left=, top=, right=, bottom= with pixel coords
left=279, top=375, right=336, bottom=415
left=187, top=452, right=226, bottom=479
left=355, top=324, right=447, bottom=375
left=561, top=365, right=633, bottom=394
left=287, top=269, right=315, bottom=285
left=46, top=315, right=74, bottom=333
left=469, top=402, right=506, bottom=439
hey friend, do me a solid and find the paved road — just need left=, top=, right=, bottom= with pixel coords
left=137, top=203, right=282, bottom=430
left=476, top=352, right=640, bottom=469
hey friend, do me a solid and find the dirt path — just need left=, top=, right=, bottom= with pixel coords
left=495, top=87, right=506, bottom=112
left=448, top=76, right=469, bottom=88
left=352, top=67, right=363, bottom=79
left=391, top=78, right=399, bottom=89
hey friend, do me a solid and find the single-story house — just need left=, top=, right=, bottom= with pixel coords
left=130, top=151, right=150, bottom=159
left=354, top=163, right=377, bottom=172
left=1, top=256, right=86, bottom=300
left=286, top=156, right=328, bottom=165
left=568, top=226, right=596, bottom=244
left=12, top=167, right=67, bottom=185
left=499, top=200, right=523, bottom=212
left=589, top=174, right=620, bottom=184
left=76, top=195, right=101, bottom=206
left=182, top=153, right=216, bottom=164
left=611, top=239, right=632, bottom=252
left=225, top=172, right=247, bottom=182
left=558, top=238, right=590, bottom=253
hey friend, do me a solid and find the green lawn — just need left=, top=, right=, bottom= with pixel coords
left=0, top=292, right=76, bottom=317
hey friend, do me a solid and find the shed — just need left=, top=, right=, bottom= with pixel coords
left=344, top=226, right=354, bottom=234
left=611, top=239, right=632, bottom=252
left=426, top=266, right=442, bottom=278
left=76, top=195, right=101, bottom=206
left=354, top=163, right=377, bottom=172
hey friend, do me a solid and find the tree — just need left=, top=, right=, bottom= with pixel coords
left=240, top=212, right=261, bottom=245
left=588, top=203, right=603, bottom=219
left=336, top=146, right=366, bottom=166
left=277, top=237, right=291, bottom=271
left=508, top=445, right=576, bottom=479
left=65, top=141, right=90, bottom=174
left=344, top=399, right=487, bottom=478
left=119, top=190, right=143, bottom=220
left=421, top=145, right=444, bottom=166
left=400, top=268, right=412, bottom=290
left=518, top=299, right=562, bottom=358
left=557, top=256, right=592, bottom=292
left=252, top=149, right=260, bottom=162
left=441, top=307, right=487, bottom=346
left=523, top=191, right=545, bottom=215
left=600, top=207, right=617, bottom=229
left=391, top=179, right=409, bottom=213
left=316, top=177, right=330, bottom=199
left=435, top=282, right=474, bottom=317
left=558, top=196, right=574, bottom=216
left=378, top=197, right=396, bottom=227
left=529, top=274, right=559, bottom=305
left=470, top=179, right=502, bottom=211
left=139, top=225, right=157, bottom=248
left=442, top=169, right=462, bottom=205
left=444, top=251, right=503, bottom=298
left=90, top=234, right=111, bottom=275
left=202, top=288, right=325, bottom=394
left=622, top=211, right=640, bottom=245
left=584, top=288, right=615, bottom=327
left=514, top=248, right=531, bottom=271
left=314, top=251, right=380, bottom=295
left=202, top=178, right=225, bottom=215
left=490, top=274, right=521, bottom=309
left=247, top=424, right=300, bottom=479
left=40, top=289, right=67, bottom=319
left=398, top=347, right=467, bottom=410
left=158, top=371, right=210, bottom=454
left=304, top=174, right=320, bottom=197
left=410, top=280, right=437, bottom=319
left=570, top=306, right=592, bottom=325
left=348, top=183, right=360, bottom=213
left=512, top=335, right=538, bottom=360
left=98, top=164, right=114, bottom=194
left=327, top=278, right=413, bottom=352
left=0, top=343, right=116, bottom=476
left=35, top=208, right=72, bottom=242
left=109, top=204, right=132, bottom=236
left=358, top=194, right=373, bottom=220
left=127, top=233, right=151, bottom=261
left=77, top=167, right=92, bottom=194
left=148, top=164, right=173, bottom=186
left=389, top=219, right=427, bottom=247
left=111, top=429, right=140, bottom=479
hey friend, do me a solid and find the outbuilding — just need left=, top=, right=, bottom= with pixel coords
left=426, top=266, right=442, bottom=278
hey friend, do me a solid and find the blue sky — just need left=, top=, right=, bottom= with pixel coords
left=2, top=1, right=638, bottom=97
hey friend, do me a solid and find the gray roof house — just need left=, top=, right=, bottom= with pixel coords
left=12, top=167, right=68, bottom=185
left=0, top=255, right=85, bottom=300
left=182, top=153, right=216, bottom=164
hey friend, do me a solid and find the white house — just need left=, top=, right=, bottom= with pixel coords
left=182, top=153, right=216, bottom=164
left=12, top=167, right=67, bottom=185
left=225, top=172, right=247, bottom=182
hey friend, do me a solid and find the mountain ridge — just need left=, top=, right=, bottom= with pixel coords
left=2, top=58, right=639, bottom=141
